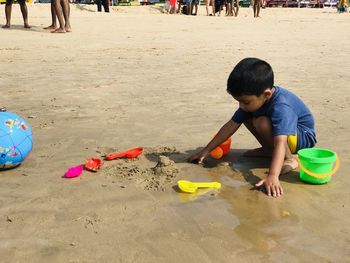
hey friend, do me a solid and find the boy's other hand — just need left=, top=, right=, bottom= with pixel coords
left=187, top=149, right=209, bottom=165
left=255, top=175, right=283, bottom=197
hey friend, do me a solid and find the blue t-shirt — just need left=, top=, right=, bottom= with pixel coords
left=232, top=86, right=316, bottom=149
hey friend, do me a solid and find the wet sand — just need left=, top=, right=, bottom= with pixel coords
left=1, top=4, right=350, bottom=262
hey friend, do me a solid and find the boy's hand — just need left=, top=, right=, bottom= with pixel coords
left=187, top=149, right=209, bottom=165
left=255, top=175, right=283, bottom=197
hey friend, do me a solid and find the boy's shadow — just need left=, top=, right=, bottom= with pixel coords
left=144, top=147, right=302, bottom=193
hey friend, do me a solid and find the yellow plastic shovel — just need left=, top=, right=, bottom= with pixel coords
left=177, top=180, right=221, bottom=193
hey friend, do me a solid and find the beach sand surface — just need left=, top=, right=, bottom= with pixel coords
left=1, top=4, right=350, bottom=262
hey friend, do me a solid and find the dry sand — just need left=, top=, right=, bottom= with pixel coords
left=1, top=4, right=350, bottom=262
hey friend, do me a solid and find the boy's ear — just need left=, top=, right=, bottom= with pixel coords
left=263, top=88, right=273, bottom=98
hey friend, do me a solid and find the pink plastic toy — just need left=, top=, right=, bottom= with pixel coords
left=64, top=165, right=83, bottom=178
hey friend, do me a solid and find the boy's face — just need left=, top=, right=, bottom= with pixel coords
left=233, top=88, right=273, bottom=112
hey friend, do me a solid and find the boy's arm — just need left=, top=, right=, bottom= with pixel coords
left=256, top=135, right=287, bottom=197
left=188, top=120, right=241, bottom=164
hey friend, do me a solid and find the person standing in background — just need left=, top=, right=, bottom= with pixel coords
left=167, top=0, right=178, bottom=14
left=206, top=0, right=215, bottom=15
left=51, top=0, right=71, bottom=33
left=97, top=0, right=109, bottom=12
left=253, top=0, right=261, bottom=17
left=2, top=0, right=30, bottom=29
left=191, top=0, right=199, bottom=15
left=44, top=0, right=57, bottom=30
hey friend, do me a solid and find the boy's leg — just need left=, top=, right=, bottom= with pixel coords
left=2, top=0, right=13, bottom=28
left=44, top=1, right=57, bottom=29
left=18, top=0, right=30, bottom=28
left=244, top=116, right=298, bottom=173
left=244, top=117, right=274, bottom=157
left=281, top=140, right=298, bottom=174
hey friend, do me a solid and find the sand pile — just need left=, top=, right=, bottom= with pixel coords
left=101, top=146, right=180, bottom=191
left=146, top=155, right=179, bottom=191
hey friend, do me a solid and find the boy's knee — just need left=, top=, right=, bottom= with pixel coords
left=18, top=0, right=26, bottom=5
left=6, top=0, right=13, bottom=5
left=253, top=116, right=271, bottom=132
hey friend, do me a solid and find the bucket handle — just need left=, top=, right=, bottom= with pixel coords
left=296, top=155, right=340, bottom=179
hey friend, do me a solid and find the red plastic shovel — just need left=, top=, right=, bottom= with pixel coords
left=105, top=147, right=143, bottom=161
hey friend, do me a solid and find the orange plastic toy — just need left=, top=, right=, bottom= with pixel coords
left=210, top=147, right=223, bottom=159
left=105, top=147, right=143, bottom=161
left=210, top=137, right=232, bottom=159
left=85, top=158, right=103, bottom=172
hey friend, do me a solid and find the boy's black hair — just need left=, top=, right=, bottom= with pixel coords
left=227, top=58, right=274, bottom=97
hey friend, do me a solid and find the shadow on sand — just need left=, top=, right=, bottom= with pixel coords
left=143, top=147, right=303, bottom=196
left=1, top=25, right=45, bottom=33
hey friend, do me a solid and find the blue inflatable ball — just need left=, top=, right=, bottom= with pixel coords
left=0, top=112, right=33, bottom=170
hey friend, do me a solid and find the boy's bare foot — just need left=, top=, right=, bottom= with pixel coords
left=65, top=26, right=72, bottom=32
left=281, top=157, right=298, bottom=175
left=44, top=25, right=57, bottom=30
left=51, top=28, right=66, bottom=33
left=24, top=24, right=31, bottom=29
left=243, top=147, right=272, bottom=158
left=2, top=24, right=10, bottom=29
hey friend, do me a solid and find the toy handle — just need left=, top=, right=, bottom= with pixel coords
left=194, top=182, right=221, bottom=189
left=296, top=155, right=340, bottom=179
left=105, top=153, right=125, bottom=160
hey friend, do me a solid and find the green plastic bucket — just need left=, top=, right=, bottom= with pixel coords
left=297, top=148, right=339, bottom=184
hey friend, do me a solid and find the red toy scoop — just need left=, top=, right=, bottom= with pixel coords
left=105, top=147, right=143, bottom=160
left=85, top=158, right=103, bottom=172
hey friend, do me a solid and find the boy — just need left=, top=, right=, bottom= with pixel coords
left=189, top=58, right=316, bottom=198
left=2, top=0, right=30, bottom=29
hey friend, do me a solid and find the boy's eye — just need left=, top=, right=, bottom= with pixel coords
left=242, top=102, right=250, bottom=105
